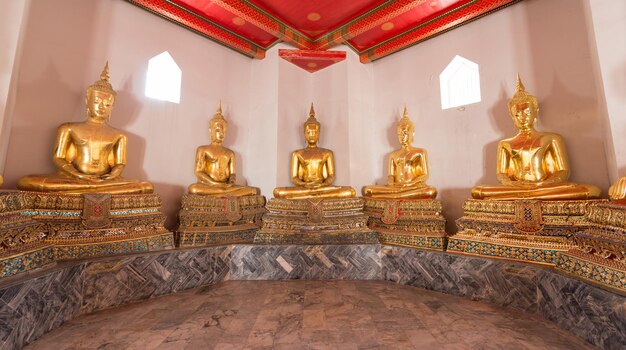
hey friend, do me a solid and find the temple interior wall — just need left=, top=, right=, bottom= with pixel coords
left=371, top=0, right=615, bottom=230
left=0, top=0, right=624, bottom=230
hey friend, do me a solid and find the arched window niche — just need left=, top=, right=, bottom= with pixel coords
left=145, top=51, right=181, bottom=104
left=439, top=55, right=481, bottom=110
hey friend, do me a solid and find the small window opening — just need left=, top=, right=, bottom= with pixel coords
left=440, top=55, right=481, bottom=110
left=145, top=51, right=181, bottom=104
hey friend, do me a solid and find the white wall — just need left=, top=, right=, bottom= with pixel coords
left=1, top=0, right=621, bottom=233
left=371, top=0, right=612, bottom=231
left=2, top=0, right=259, bottom=227
left=0, top=1, right=29, bottom=176
left=588, top=0, right=626, bottom=182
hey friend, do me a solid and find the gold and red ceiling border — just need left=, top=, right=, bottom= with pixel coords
left=357, top=0, right=523, bottom=62
left=126, top=0, right=523, bottom=63
left=125, top=0, right=271, bottom=59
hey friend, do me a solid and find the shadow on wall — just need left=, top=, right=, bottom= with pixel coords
left=115, top=78, right=148, bottom=184
left=440, top=187, right=472, bottom=233
left=524, top=0, right=609, bottom=191
left=475, top=82, right=513, bottom=188
left=4, top=0, right=108, bottom=187
left=5, top=62, right=78, bottom=186
left=152, top=181, right=185, bottom=230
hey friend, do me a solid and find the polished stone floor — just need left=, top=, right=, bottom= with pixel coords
left=27, top=281, right=592, bottom=350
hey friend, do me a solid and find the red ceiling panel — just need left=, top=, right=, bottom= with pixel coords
left=279, top=49, right=347, bottom=73
left=348, top=0, right=471, bottom=51
left=248, top=0, right=388, bottom=39
left=172, top=0, right=279, bottom=47
left=126, top=0, right=523, bottom=70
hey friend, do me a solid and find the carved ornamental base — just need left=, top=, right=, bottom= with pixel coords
left=177, top=194, right=266, bottom=246
left=254, top=198, right=378, bottom=244
left=556, top=203, right=626, bottom=294
left=0, top=191, right=52, bottom=277
left=23, top=192, right=174, bottom=260
left=448, top=199, right=607, bottom=265
left=363, top=198, right=447, bottom=251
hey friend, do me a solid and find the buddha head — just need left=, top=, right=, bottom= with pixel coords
left=397, top=105, right=415, bottom=146
left=508, top=74, right=539, bottom=131
left=304, top=103, right=320, bottom=146
left=86, top=62, right=116, bottom=122
left=210, top=101, right=227, bottom=144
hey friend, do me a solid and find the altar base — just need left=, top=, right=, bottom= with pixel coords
left=556, top=203, right=626, bottom=294
left=23, top=192, right=173, bottom=260
left=254, top=198, right=378, bottom=244
left=449, top=199, right=607, bottom=265
left=177, top=194, right=266, bottom=247
left=0, top=191, right=51, bottom=277
left=363, top=198, right=447, bottom=251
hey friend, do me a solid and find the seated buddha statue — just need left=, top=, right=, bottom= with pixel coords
left=609, top=177, right=626, bottom=204
left=471, top=75, right=600, bottom=200
left=362, top=106, right=437, bottom=199
left=273, top=104, right=356, bottom=199
left=17, top=63, right=153, bottom=194
left=187, top=102, right=259, bottom=196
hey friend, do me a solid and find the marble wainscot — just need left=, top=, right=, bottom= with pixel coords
left=449, top=199, right=607, bottom=265
left=0, top=191, right=51, bottom=277
left=0, top=244, right=625, bottom=349
left=177, top=194, right=266, bottom=247
left=363, top=198, right=447, bottom=251
left=382, top=246, right=626, bottom=349
left=556, top=202, right=626, bottom=294
left=254, top=198, right=379, bottom=244
left=22, top=192, right=173, bottom=261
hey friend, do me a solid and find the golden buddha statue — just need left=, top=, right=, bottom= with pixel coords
left=362, top=106, right=437, bottom=199
left=187, top=102, right=259, bottom=196
left=471, top=75, right=600, bottom=200
left=17, top=63, right=153, bottom=194
left=609, top=177, right=626, bottom=204
left=273, top=104, right=356, bottom=199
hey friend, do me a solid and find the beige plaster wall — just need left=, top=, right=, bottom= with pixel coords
left=2, top=0, right=260, bottom=227
left=2, top=0, right=619, bottom=233
left=371, top=0, right=611, bottom=231
left=588, top=0, right=626, bottom=182
left=0, top=1, right=29, bottom=176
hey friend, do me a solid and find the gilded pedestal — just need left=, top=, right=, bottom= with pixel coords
left=254, top=198, right=378, bottom=244
left=0, top=191, right=51, bottom=277
left=23, top=192, right=173, bottom=260
left=363, top=198, right=446, bottom=251
left=177, top=194, right=266, bottom=246
left=449, top=199, right=607, bottom=265
left=556, top=203, right=626, bottom=293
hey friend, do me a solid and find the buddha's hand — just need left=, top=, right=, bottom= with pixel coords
left=303, top=182, right=323, bottom=188
left=102, top=165, right=124, bottom=180
left=609, top=177, right=626, bottom=201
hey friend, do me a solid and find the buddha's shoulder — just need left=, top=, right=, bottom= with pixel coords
left=536, top=131, right=564, bottom=141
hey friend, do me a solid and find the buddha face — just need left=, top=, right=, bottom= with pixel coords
left=510, top=102, right=538, bottom=130
left=304, top=123, right=320, bottom=145
left=86, top=90, right=115, bottom=121
left=397, top=124, right=414, bottom=146
left=211, top=121, right=226, bottom=143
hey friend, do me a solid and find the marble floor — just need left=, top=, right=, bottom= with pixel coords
left=26, top=281, right=592, bottom=350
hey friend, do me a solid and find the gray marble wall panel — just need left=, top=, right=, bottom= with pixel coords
left=537, top=270, right=626, bottom=350
left=381, top=246, right=539, bottom=312
left=229, top=245, right=382, bottom=280
left=80, top=246, right=231, bottom=314
left=0, top=265, right=84, bottom=350
left=382, top=245, right=626, bottom=349
left=2, top=244, right=625, bottom=349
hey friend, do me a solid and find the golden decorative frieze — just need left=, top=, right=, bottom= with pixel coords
left=254, top=197, right=377, bottom=244
left=177, top=194, right=266, bottom=246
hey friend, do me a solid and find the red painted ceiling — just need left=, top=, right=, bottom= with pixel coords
left=127, top=0, right=522, bottom=63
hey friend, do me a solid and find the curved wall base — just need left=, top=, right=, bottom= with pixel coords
left=0, top=245, right=624, bottom=350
